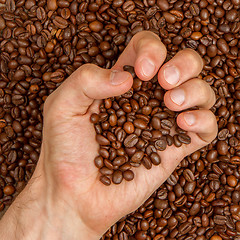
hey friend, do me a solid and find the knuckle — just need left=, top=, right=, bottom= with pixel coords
left=137, top=38, right=166, bottom=56
left=195, top=79, right=209, bottom=99
left=77, top=63, right=94, bottom=81
left=182, top=49, right=203, bottom=70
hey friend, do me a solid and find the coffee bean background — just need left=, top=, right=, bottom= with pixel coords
left=0, top=0, right=239, bottom=239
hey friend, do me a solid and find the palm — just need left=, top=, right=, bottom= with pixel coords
left=43, top=101, right=200, bottom=236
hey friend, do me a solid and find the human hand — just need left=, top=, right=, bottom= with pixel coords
left=0, top=31, right=217, bottom=240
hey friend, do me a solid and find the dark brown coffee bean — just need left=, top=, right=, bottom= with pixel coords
left=89, top=20, right=103, bottom=32
left=161, top=119, right=173, bottom=130
left=151, top=116, right=161, bottom=129
left=100, top=167, right=113, bottom=176
left=214, top=215, right=227, bottom=225
left=178, top=133, right=191, bottom=144
left=155, top=138, right=167, bottom=151
left=183, top=169, right=195, bottom=182
left=3, top=185, right=15, bottom=196
left=150, top=153, right=161, bottom=165
left=113, top=156, right=126, bottom=166
left=53, top=16, right=68, bottom=29
left=112, top=170, right=123, bottom=184
left=133, top=119, right=147, bottom=130
left=94, top=156, right=104, bottom=169
left=173, top=135, right=182, bottom=147
left=217, top=39, right=229, bottom=54
left=142, top=156, right=152, bottom=169
left=123, top=122, right=134, bottom=134
left=124, top=134, right=138, bottom=148
left=96, top=135, right=110, bottom=145
left=123, top=170, right=134, bottom=181
left=100, top=175, right=111, bottom=186
left=131, top=151, right=144, bottom=163
left=218, top=129, right=229, bottom=140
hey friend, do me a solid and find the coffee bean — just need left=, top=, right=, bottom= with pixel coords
left=124, top=134, right=138, bottom=148
left=3, top=185, right=15, bottom=196
left=94, top=156, right=104, bottom=169
left=53, top=16, right=68, bottom=29
left=150, top=153, right=161, bottom=165
left=155, top=138, right=167, bottom=151
left=142, top=156, right=152, bottom=169
left=178, top=134, right=191, bottom=144
left=151, top=116, right=161, bottom=129
left=123, top=170, right=134, bottom=181
left=133, top=119, right=147, bottom=130
left=121, top=1, right=135, bottom=12
left=173, top=134, right=182, bottom=147
left=123, top=122, right=134, bottom=134
left=96, top=135, right=110, bottom=145
left=161, top=119, right=173, bottom=130
left=183, top=169, right=195, bottom=182
left=214, top=215, right=227, bottom=225
left=131, top=151, right=144, bottom=163
left=217, top=39, right=229, bottom=54
left=100, top=175, right=111, bottom=186
left=89, top=20, right=103, bottom=32
left=112, top=170, right=123, bottom=184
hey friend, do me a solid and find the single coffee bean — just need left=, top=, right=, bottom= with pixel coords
left=124, top=134, right=138, bottom=148
left=112, top=170, right=123, bottom=184
left=100, top=175, right=111, bottom=186
left=3, top=185, right=15, bottom=196
left=155, top=138, right=167, bottom=151
left=130, top=151, right=144, bottom=163
left=96, top=135, right=110, bottom=145
left=178, top=134, right=191, bottom=144
left=94, top=156, right=104, bottom=169
left=123, top=170, right=134, bottom=181
left=150, top=153, right=161, bottom=165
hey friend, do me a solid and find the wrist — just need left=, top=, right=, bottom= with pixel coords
left=0, top=156, right=100, bottom=240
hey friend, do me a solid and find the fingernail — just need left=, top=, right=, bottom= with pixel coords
left=170, top=88, right=185, bottom=105
left=164, top=66, right=180, bottom=85
left=184, top=112, right=196, bottom=126
left=111, top=70, right=130, bottom=86
left=140, top=58, right=155, bottom=77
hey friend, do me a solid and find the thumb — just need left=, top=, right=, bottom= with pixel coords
left=44, top=64, right=133, bottom=117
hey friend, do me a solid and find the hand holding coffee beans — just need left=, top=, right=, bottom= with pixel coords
left=0, top=32, right=217, bottom=239
left=91, top=65, right=194, bottom=185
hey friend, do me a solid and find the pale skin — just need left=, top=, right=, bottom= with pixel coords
left=0, top=31, right=218, bottom=240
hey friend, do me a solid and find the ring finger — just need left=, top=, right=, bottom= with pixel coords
left=164, top=78, right=216, bottom=111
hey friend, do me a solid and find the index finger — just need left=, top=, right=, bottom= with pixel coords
left=112, top=31, right=167, bottom=81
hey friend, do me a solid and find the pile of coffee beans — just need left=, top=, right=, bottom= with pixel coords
left=91, top=65, right=191, bottom=185
left=0, top=0, right=240, bottom=239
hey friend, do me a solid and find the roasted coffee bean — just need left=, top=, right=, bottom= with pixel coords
left=178, top=134, right=191, bottom=144
left=112, top=170, right=123, bottom=184
left=123, top=170, right=134, bottom=181
left=150, top=153, right=161, bottom=165
left=131, top=151, right=144, bottom=163
left=155, top=138, right=167, bottom=151
left=124, top=134, right=138, bottom=148
left=100, top=175, right=111, bottom=186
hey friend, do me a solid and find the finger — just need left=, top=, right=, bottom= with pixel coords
left=164, top=79, right=216, bottom=111
left=113, top=31, right=167, bottom=81
left=44, top=64, right=133, bottom=117
left=177, top=110, right=218, bottom=144
left=158, top=48, right=204, bottom=90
